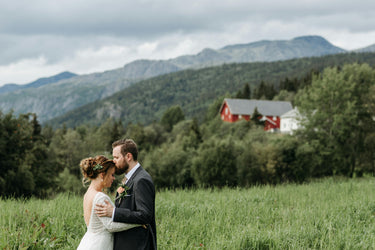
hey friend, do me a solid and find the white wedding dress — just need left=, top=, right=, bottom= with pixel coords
left=77, top=192, right=138, bottom=250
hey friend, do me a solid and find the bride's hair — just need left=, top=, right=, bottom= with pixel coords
left=80, top=155, right=115, bottom=184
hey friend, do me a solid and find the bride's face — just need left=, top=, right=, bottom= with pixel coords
left=103, top=167, right=116, bottom=188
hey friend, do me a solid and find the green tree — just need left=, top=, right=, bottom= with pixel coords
left=192, top=138, right=237, bottom=187
left=251, top=107, right=265, bottom=127
left=236, top=83, right=251, bottom=99
left=49, top=128, right=86, bottom=178
left=160, top=105, right=185, bottom=132
left=237, top=142, right=277, bottom=186
left=272, top=89, right=295, bottom=102
left=0, top=112, right=51, bottom=197
left=143, top=142, right=193, bottom=188
left=93, top=118, right=124, bottom=152
left=295, top=63, right=375, bottom=177
left=56, top=168, right=85, bottom=194
left=204, top=96, right=225, bottom=122
left=254, top=81, right=277, bottom=100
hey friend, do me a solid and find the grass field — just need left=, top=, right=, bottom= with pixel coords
left=1, top=177, right=375, bottom=249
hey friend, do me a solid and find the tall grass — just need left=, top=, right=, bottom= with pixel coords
left=1, top=177, right=375, bottom=249
left=0, top=192, right=84, bottom=249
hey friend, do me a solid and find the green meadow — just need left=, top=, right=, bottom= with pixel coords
left=1, top=177, right=375, bottom=249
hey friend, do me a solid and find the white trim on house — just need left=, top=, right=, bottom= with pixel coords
left=280, top=108, right=302, bottom=134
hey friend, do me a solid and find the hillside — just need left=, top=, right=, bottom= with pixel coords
left=171, top=35, right=345, bottom=68
left=356, top=44, right=375, bottom=53
left=47, top=52, right=375, bottom=128
left=0, top=71, right=77, bottom=95
left=0, top=35, right=346, bottom=122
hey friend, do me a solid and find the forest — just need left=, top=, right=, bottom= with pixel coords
left=1, top=61, right=375, bottom=198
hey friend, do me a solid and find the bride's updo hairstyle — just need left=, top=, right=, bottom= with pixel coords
left=80, top=155, right=115, bottom=183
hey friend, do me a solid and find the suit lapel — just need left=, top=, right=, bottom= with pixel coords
left=116, top=166, right=143, bottom=207
left=126, top=165, right=142, bottom=187
left=115, top=192, right=120, bottom=207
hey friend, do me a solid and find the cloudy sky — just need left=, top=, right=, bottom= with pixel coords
left=1, top=0, right=375, bottom=86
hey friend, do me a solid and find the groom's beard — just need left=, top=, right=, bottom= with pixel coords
left=115, top=162, right=129, bottom=175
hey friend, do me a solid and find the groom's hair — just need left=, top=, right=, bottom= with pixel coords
left=112, top=138, right=138, bottom=161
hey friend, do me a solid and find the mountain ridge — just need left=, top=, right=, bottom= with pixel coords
left=0, top=35, right=367, bottom=122
left=0, top=71, right=77, bottom=95
left=46, top=51, right=375, bottom=128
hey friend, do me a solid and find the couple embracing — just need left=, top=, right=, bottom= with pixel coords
left=77, top=139, right=157, bottom=250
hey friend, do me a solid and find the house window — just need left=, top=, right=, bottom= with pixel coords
left=221, top=114, right=224, bottom=120
left=239, top=115, right=242, bottom=119
left=225, top=108, right=228, bottom=115
left=273, top=116, right=277, bottom=121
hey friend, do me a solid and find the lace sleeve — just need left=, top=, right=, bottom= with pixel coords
left=96, top=194, right=141, bottom=233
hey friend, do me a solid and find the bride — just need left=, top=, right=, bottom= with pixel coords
left=77, top=155, right=140, bottom=250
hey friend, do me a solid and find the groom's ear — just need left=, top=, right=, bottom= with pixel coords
left=125, top=152, right=133, bottom=162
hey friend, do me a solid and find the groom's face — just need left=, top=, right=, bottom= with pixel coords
left=113, top=145, right=129, bottom=175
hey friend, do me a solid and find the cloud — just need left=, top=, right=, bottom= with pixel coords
left=0, top=0, right=375, bottom=85
left=0, top=56, right=62, bottom=84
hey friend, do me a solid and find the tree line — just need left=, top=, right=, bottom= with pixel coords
left=1, top=63, right=375, bottom=198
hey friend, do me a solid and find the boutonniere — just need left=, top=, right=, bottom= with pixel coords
left=116, top=183, right=129, bottom=203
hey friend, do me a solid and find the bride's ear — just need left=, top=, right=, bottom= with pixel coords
left=100, top=172, right=105, bottom=180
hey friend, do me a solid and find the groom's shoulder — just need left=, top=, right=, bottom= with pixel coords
left=139, top=166, right=152, bottom=179
left=135, top=166, right=154, bottom=183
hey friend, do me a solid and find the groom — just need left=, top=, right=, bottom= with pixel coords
left=96, top=139, right=157, bottom=250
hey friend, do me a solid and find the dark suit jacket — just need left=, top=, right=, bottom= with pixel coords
left=113, top=166, right=156, bottom=250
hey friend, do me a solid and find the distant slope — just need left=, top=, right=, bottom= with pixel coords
left=47, top=52, right=375, bottom=128
left=171, top=35, right=346, bottom=68
left=355, top=44, right=375, bottom=53
left=111, top=35, right=346, bottom=76
left=0, top=59, right=186, bottom=122
left=0, top=71, right=77, bottom=94
left=27, top=71, right=78, bottom=89
left=0, top=35, right=348, bottom=122
left=0, top=69, right=138, bottom=121
left=0, top=83, right=20, bottom=94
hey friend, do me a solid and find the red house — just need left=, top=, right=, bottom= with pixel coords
left=219, top=98, right=293, bottom=131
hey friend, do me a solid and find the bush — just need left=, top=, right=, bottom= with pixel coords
left=143, top=139, right=194, bottom=188
left=56, top=168, right=85, bottom=194
left=192, top=138, right=237, bottom=187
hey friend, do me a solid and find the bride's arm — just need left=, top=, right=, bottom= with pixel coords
left=96, top=196, right=141, bottom=232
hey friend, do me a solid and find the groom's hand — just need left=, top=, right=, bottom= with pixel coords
left=95, top=200, right=114, bottom=217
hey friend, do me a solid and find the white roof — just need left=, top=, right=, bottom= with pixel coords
left=281, top=107, right=300, bottom=118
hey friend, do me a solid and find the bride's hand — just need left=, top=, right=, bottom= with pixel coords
left=95, top=200, right=114, bottom=217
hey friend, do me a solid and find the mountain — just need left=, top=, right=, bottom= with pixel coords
left=0, top=35, right=348, bottom=122
left=355, top=44, right=375, bottom=53
left=0, top=71, right=77, bottom=95
left=0, top=69, right=135, bottom=121
left=26, top=71, right=78, bottom=89
left=120, top=59, right=182, bottom=79
left=46, top=51, right=375, bottom=128
left=170, top=35, right=346, bottom=68
left=0, top=83, right=20, bottom=94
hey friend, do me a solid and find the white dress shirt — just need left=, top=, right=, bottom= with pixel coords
left=124, top=162, right=140, bottom=184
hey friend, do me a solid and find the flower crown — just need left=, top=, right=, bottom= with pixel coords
left=93, top=163, right=104, bottom=171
